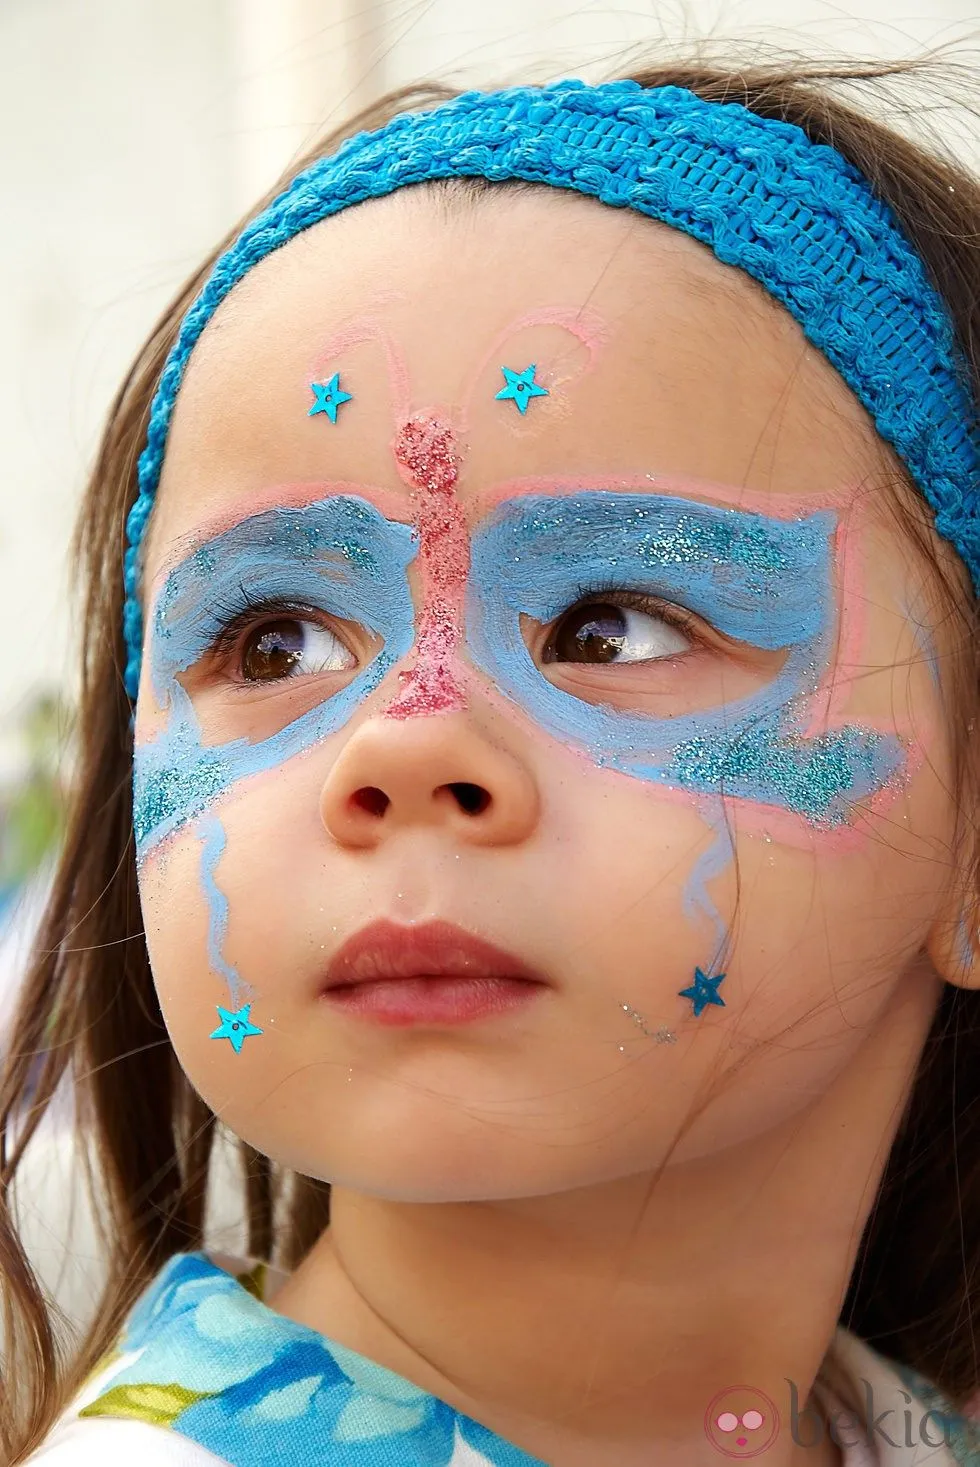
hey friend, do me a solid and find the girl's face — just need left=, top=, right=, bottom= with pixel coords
left=135, top=189, right=959, bottom=1200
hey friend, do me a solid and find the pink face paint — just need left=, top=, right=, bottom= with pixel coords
left=387, top=413, right=469, bottom=718
left=308, top=309, right=412, bottom=419
left=458, top=306, right=607, bottom=426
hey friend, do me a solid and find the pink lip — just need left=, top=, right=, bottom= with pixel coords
left=320, top=920, right=549, bottom=1026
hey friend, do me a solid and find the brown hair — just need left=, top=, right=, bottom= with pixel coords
left=3, top=49, right=980, bottom=1461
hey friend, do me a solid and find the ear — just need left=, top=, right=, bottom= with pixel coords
left=926, top=865, right=980, bottom=989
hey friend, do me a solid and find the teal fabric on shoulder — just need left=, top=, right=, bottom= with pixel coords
left=77, top=1252, right=545, bottom=1466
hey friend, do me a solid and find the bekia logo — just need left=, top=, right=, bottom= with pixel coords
left=704, top=1378, right=957, bottom=1455
left=703, top=1385, right=780, bottom=1458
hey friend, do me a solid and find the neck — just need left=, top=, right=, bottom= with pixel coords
left=270, top=964, right=939, bottom=1466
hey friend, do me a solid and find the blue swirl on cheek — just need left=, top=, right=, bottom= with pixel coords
left=133, top=497, right=416, bottom=859
left=466, top=492, right=904, bottom=825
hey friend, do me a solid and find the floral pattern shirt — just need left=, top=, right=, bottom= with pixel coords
left=27, top=1250, right=980, bottom=1465
left=36, top=1251, right=543, bottom=1466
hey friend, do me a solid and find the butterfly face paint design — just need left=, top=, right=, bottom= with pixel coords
left=134, top=489, right=906, bottom=861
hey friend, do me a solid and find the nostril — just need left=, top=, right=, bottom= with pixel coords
left=351, top=786, right=390, bottom=817
left=446, top=782, right=491, bottom=815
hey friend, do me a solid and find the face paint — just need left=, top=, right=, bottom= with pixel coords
left=198, top=815, right=249, bottom=1010
left=138, top=482, right=905, bottom=859
left=134, top=496, right=416, bottom=858
left=457, top=306, right=606, bottom=423
left=957, top=914, right=975, bottom=973
left=495, top=364, right=549, bottom=414
left=308, top=312, right=412, bottom=422
left=387, top=414, right=468, bottom=719
left=682, top=807, right=734, bottom=964
left=619, top=1003, right=677, bottom=1045
left=467, top=492, right=905, bottom=825
left=902, top=594, right=943, bottom=692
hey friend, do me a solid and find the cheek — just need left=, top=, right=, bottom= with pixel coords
left=539, top=734, right=950, bottom=1154
left=137, top=755, right=336, bottom=1121
left=674, top=773, right=954, bottom=1156
left=139, top=832, right=220, bottom=1070
left=531, top=755, right=718, bottom=985
left=133, top=676, right=955, bottom=1194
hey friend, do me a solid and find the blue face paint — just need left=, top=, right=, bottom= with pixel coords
left=682, top=805, right=734, bottom=965
left=198, top=816, right=248, bottom=1009
left=134, top=497, right=416, bottom=858
left=957, top=914, right=974, bottom=973
left=467, top=493, right=904, bottom=825
left=902, top=595, right=943, bottom=693
left=136, top=489, right=904, bottom=857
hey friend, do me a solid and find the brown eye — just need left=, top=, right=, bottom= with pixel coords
left=544, top=601, right=691, bottom=665
left=240, top=618, right=354, bottom=683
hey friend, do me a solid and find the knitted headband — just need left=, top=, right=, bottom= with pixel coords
left=122, top=78, right=980, bottom=698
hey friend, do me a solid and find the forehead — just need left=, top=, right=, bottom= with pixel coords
left=148, top=186, right=887, bottom=566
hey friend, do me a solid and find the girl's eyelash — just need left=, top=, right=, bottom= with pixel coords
left=204, top=591, right=321, bottom=659
left=567, top=583, right=705, bottom=642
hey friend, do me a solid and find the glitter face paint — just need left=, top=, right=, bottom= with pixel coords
left=466, top=492, right=905, bottom=826
left=387, top=413, right=469, bottom=719
left=134, top=496, right=415, bottom=858
left=136, top=486, right=907, bottom=858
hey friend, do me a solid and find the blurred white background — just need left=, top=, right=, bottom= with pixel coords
left=2, top=0, right=979, bottom=1325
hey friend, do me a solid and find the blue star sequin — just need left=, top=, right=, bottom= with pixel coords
left=308, top=372, right=353, bottom=423
left=209, top=1003, right=263, bottom=1053
left=494, top=364, right=549, bottom=414
left=677, top=968, right=727, bottom=1018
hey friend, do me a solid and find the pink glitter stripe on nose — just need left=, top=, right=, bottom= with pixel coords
left=387, top=413, right=468, bottom=718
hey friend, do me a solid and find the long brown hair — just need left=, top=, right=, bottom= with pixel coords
left=3, top=49, right=980, bottom=1462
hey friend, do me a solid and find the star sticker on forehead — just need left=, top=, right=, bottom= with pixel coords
left=495, top=363, right=549, bottom=414
left=677, top=968, right=727, bottom=1018
left=308, top=372, right=353, bottom=423
left=210, top=1003, right=263, bottom=1053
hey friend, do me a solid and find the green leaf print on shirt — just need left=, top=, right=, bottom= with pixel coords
left=234, top=1262, right=267, bottom=1301
left=80, top=1381, right=214, bottom=1427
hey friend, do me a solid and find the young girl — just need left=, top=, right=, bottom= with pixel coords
left=3, top=49, right=980, bottom=1467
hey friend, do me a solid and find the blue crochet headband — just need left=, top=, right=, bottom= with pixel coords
left=122, top=78, right=980, bottom=698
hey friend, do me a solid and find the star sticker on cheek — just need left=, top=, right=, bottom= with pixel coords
left=677, top=968, right=727, bottom=1018
left=209, top=1003, right=263, bottom=1053
left=308, top=372, right=353, bottom=423
left=494, top=363, right=549, bottom=414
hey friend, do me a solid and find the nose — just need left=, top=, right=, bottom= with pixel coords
left=320, top=713, right=541, bottom=849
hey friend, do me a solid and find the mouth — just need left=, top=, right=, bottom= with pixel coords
left=320, top=919, right=550, bottom=1026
